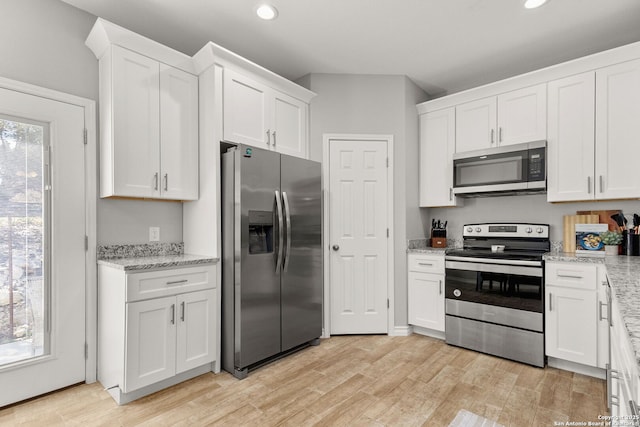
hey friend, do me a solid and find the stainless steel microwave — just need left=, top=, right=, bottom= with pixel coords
left=453, top=141, right=546, bottom=197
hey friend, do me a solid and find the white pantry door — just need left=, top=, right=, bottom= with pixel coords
left=0, top=87, right=86, bottom=406
left=329, top=138, right=388, bottom=334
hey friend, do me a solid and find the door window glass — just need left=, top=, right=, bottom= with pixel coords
left=0, top=116, right=49, bottom=367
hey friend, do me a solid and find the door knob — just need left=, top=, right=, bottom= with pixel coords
left=332, top=245, right=340, bottom=251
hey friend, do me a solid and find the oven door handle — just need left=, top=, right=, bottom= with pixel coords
left=445, top=255, right=542, bottom=267
left=445, top=260, right=543, bottom=277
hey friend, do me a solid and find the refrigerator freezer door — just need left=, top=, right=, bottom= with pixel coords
left=280, top=155, right=322, bottom=352
left=236, top=146, right=282, bottom=369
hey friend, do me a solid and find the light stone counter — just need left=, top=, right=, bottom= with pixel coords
left=98, top=253, right=217, bottom=271
left=97, top=242, right=217, bottom=271
left=544, top=252, right=640, bottom=370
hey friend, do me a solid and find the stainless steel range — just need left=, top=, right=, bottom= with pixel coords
left=444, top=223, right=550, bottom=367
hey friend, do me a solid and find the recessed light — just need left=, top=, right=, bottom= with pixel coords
left=256, top=4, right=278, bottom=20
left=524, top=0, right=548, bottom=8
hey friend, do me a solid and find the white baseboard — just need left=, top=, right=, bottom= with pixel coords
left=547, top=357, right=606, bottom=379
left=411, top=325, right=446, bottom=340
left=389, top=325, right=412, bottom=336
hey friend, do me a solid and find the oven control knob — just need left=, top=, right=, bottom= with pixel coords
left=475, top=227, right=481, bottom=233
left=525, top=227, right=533, bottom=233
left=466, top=227, right=473, bottom=232
left=453, top=289, right=462, bottom=298
left=536, top=227, right=544, bottom=234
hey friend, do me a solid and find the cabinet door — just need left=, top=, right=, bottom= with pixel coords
left=223, top=68, right=269, bottom=148
left=455, top=97, right=496, bottom=153
left=112, top=45, right=160, bottom=198
left=271, top=91, right=308, bottom=158
left=408, top=271, right=444, bottom=332
left=419, top=108, right=460, bottom=207
left=159, top=64, right=199, bottom=200
left=547, top=73, right=595, bottom=202
left=124, top=296, right=176, bottom=392
left=545, top=286, right=597, bottom=366
left=176, top=289, right=216, bottom=373
left=497, top=84, right=547, bottom=147
left=595, top=59, right=640, bottom=200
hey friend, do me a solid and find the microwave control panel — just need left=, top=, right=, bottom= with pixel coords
left=528, top=147, right=545, bottom=181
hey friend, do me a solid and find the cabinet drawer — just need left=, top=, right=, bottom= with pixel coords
left=545, top=262, right=597, bottom=290
left=126, top=265, right=215, bottom=302
left=408, top=254, right=444, bottom=274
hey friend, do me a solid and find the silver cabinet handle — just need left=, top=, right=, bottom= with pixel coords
left=557, top=273, right=583, bottom=279
left=549, top=293, right=553, bottom=311
left=266, top=129, right=271, bottom=146
left=332, top=245, right=340, bottom=251
left=599, top=301, right=608, bottom=321
left=498, top=127, right=503, bottom=143
left=164, top=173, right=168, bottom=191
left=449, top=187, right=453, bottom=201
left=490, top=129, right=495, bottom=144
left=154, top=172, right=159, bottom=191
left=274, top=190, right=284, bottom=272
left=587, top=176, right=591, bottom=194
left=180, top=301, right=185, bottom=322
left=170, top=304, right=175, bottom=325
left=606, top=363, right=612, bottom=409
left=599, top=175, right=604, bottom=193
left=272, top=130, right=276, bottom=147
left=166, top=279, right=188, bottom=285
left=439, top=279, right=442, bottom=295
left=282, top=191, right=291, bottom=272
left=418, top=262, right=433, bottom=266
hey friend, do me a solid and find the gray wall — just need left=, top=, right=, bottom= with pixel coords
left=2, top=0, right=183, bottom=245
left=299, top=73, right=428, bottom=328
left=426, top=195, right=640, bottom=244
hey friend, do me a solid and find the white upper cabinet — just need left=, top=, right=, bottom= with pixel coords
left=419, top=108, right=461, bottom=207
left=455, top=97, right=496, bottom=153
left=455, top=84, right=546, bottom=153
left=497, top=85, right=547, bottom=146
left=87, top=20, right=199, bottom=201
left=223, top=68, right=309, bottom=158
left=548, top=59, right=640, bottom=202
left=595, top=59, right=640, bottom=199
left=159, top=64, right=199, bottom=200
left=110, top=46, right=161, bottom=198
left=547, top=72, right=596, bottom=202
left=223, top=68, right=269, bottom=148
left=272, top=91, right=308, bottom=158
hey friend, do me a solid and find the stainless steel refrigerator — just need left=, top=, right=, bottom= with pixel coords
left=221, top=144, right=322, bottom=379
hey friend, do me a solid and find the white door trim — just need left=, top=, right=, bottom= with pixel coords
left=322, top=133, right=394, bottom=337
left=0, top=76, right=97, bottom=383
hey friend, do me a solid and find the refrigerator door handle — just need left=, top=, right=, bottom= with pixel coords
left=282, top=191, right=292, bottom=272
left=275, top=190, right=284, bottom=272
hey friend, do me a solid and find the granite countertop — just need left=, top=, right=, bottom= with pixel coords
left=98, top=253, right=217, bottom=271
left=406, top=238, right=458, bottom=254
left=97, top=242, right=217, bottom=271
left=544, top=252, right=640, bottom=370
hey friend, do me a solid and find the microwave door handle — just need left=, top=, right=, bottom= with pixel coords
left=275, top=190, right=284, bottom=272
left=282, top=191, right=292, bottom=272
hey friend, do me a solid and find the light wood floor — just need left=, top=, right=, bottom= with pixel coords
left=0, top=334, right=608, bottom=426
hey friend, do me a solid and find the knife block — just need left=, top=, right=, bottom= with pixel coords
left=431, top=238, right=447, bottom=248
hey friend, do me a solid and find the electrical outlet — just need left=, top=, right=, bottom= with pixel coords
left=149, top=227, right=160, bottom=242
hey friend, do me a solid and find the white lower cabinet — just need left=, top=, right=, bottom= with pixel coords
left=407, top=253, right=445, bottom=335
left=98, top=263, right=218, bottom=404
left=609, top=290, right=640, bottom=418
left=545, top=262, right=607, bottom=372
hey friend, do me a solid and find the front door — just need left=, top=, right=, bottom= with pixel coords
left=329, top=137, right=389, bottom=334
left=0, top=87, right=86, bottom=406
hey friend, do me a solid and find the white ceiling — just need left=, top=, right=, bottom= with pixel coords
left=60, top=0, right=640, bottom=97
